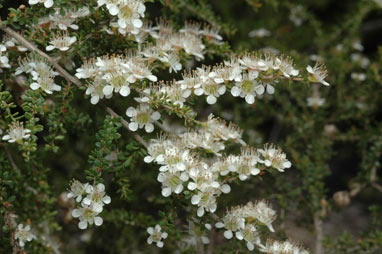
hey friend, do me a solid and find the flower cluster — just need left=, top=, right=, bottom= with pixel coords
left=215, top=201, right=276, bottom=250
left=175, top=53, right=302, bottom=105
left=38, top=7, right=90, bottom=30
left=306, top=62, right=330, bottom=86
left=15, top=55, right=61, bottom=94
left=126, top=103, right=161, bottom=133
left=46, top=31, right=77, bottom=51
left=29, top=0, right=54, bottom=8
left=147, top=224, right=168, bottom=248
left=2, top=35, right=28, bottom=52
left=67, top=180, right=111, bottom=229
left=260, top=239, right=310, bottom=254
left=2, top=122, right=31, bottom=143
left=0, top=43, right=11, bottom=71
left=15, top=224, right=36, bottom=247
left=144, top=115, right=291, bottom=217
left=76, top=53, right=157, bottom=104
left=98, top=0, right=146, bottom=33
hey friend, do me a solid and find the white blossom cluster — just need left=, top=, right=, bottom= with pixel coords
left=175, top=53, right=303, bottom=105
left=15, top=224, right=36, bottom=247
left=147, top=224, right=168, bottom=248
left=144, top=115, right=291, bottom=217
left=137, top=20, right=223, bottom=65
left=75, top=53, right=157, bottom=104
left=38, top=7, right=90, bottom=30
left=260, top=239, right=310, bottom=254
left=2, top=122, right=31, bottom=143
left=67, top=180, right=111, bottom=229
left=2, top=35, right=28, bottom=52
left=46, top=31, right=77, bottom=51
left=29, top=0, right=54, bottom=8
left=306, top=62, right=330, bottom=86
left=0, top=43, right=11, bottom=71
left=215, top=201, right=277, bottom=250
left=15, top=55, right=61, bottom=94
left=98, top=0, right=146, bottom=33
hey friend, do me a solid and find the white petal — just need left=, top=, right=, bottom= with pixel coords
left=46, top=45, right=55, bottom=51
left=188, top=182, right=197, bottom=190
left=147, top=227, right=154, bottom=234
left=2, top=135, right=10, bottom=140
left=128, top=122, right=139, bottom=131
left=44, top=0, right=53, bottom=8
left=144, top=156, right=153, bottom=163
left=119, top=86, right=130, bottom=97
left=215, top=222, right=225, bottom=228
left=235, top=231, right=244, bottom=240
left=151, top=111, right=161, bottom=121
left=197, top=207, right=205, bottom=217
left=145, top=123, right=154, bottom=133
left=224, top=230, right=233, bottom=239
left=94, top=216, right=103, bottom=226
left=147, top=75, right=157, bottom=82
left=30, top=83, right=40, bottom=90
left=231, top=86, right=241, bottom=97
left=125, top=107, right=136, bottom=117
left=103, top=195, right=111, bottom=204
left=245, top=94, right=255, bottom=104
left=79, top=221, right=88, bottom=229
left=156, top=241, right=164, bottom=248
left=221, top=184, right=231, bottom=193
left=72, top=209, right=81, bottom=218
left=103, top=85, right=113, bottom=96
left=133, top=19, right=143, bottom=28
left=108, top=4, right=119, bottom=15
left=247, top=242, right=255, bottom=251
left=266, top=85, right=275, bottom=94
left=251, top=168, right=260, bottom=175
left=90, top=95, right=100, bottom=104
left=191, top=194, right=201, bottom=205
left=162, top=187, right=171, bottom=197
left=206, top=95, right=217, bottom=104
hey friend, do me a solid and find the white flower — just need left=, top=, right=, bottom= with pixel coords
left=15, top=224, right=35, bottom=247
left=158, top=171, right=188, bottom=197
left=82, top=183, right=111, bottom=213
left=306, top=62, right=330, bottom=86
left=67, top=179, right=89, bottom=202
left=236, top=224, right=262, bottom=251
left=125, top=104, right=160, bottom=133
left=72, top=204, right=103, bottom=229
left=147, top=224, right=168, bottom=248
left=251, top=200, right=277, bottom=232
left=231, top=72, right=264, bottom=104
left=194, top=68, right=226, bottom=104
left=2, top=122, right=31, bottom=143
left=46, top=32, right=77, bottom=51
left=30, top=76, right=61, bottom=94
left=351, top=72, right=366, bottom=82
left=260, top=239, right=310, bottom=254
left=279, top=57, right=299, bottom=78
left=248, top=28, right=271, bottom=38
left=0, top=44, right=11, bottom=70
left=29, top=0, right=54, bottom=8
left=258, top=144, right=291, bottom=172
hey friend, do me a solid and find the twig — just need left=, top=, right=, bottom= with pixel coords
left=313, top=212, right=323, bottom=254
left=0, top=22, right=148, bottom=148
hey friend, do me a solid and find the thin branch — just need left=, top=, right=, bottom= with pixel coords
left=314, top=212, right=323, bottom=254
left=0, top=22, right=148, bottom=148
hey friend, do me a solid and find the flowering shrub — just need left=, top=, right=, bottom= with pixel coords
left=1, top=0, right=382, bottom=254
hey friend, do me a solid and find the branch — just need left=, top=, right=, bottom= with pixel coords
left=313, top=212, right=323, bottom=254
left=0, top=22, right=148, bottom=148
